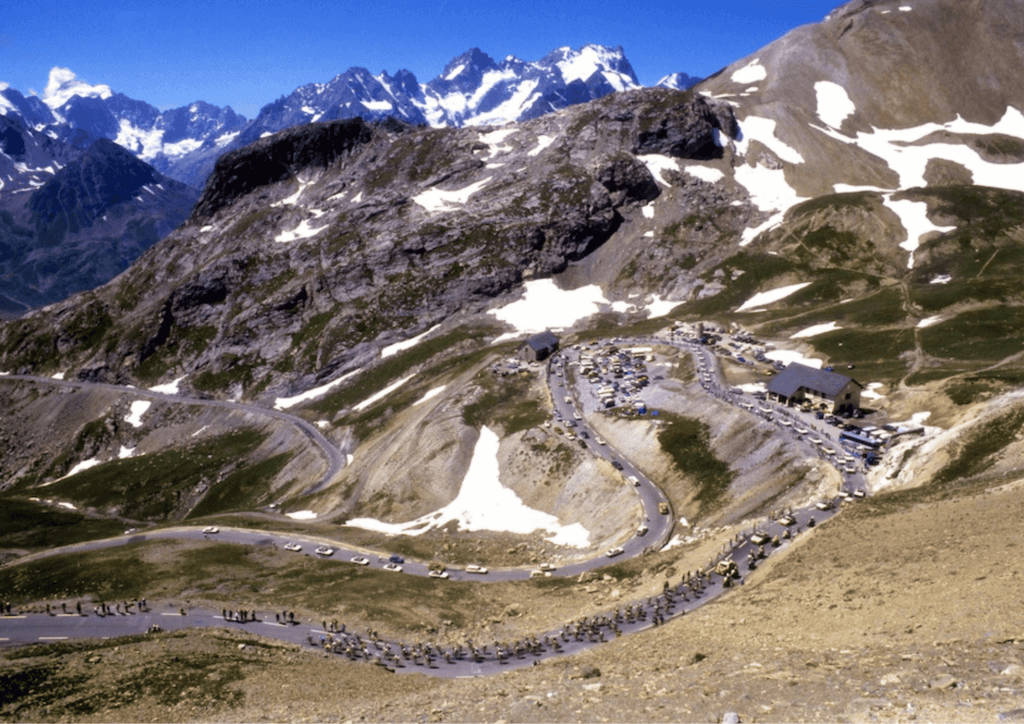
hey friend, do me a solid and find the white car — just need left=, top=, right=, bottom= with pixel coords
left=465, top=564, right=488, bottom=574
left=428, top=570, right=449, bottom=579
left=627, top=475, right=640, bottom=486
left=350, top=556, right=370, bottom=566
left=202, top=526, right=219, bottom=534
left=636, top=525, right=648, bottom=537
left=283, top=543, right=302, bottom=552
left=605, top=546, right=625, bottom=558
left=314, top=546, right=334, bottom=556
left=530, top=569, right=551, bottom=578
left=595, top=436, right=607, bottom=446
left=382, top=562, right=403, bottom=572
left=538, top=563, right=556, bottom=572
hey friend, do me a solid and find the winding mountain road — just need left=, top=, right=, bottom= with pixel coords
left=0, top=374, right=345, bottom=494
left=0, top=336, right=873, bottom=675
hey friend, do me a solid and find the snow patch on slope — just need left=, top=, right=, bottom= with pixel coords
left=731, top=59, right=767, bottom=84
left=815, top=81, right=856, bottom=128
left=737, top=282, right=812, bottom=312
left=346, top=426, right=591, bottom=547
left=413, top=177, right=492, bottom=212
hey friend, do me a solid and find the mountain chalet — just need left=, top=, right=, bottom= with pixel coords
left=766, top=362, right=863, bottom=414
left=518, top=331, right=560, bottom=362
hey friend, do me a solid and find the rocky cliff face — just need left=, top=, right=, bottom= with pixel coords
left=0, top=88, right=734, bottom=398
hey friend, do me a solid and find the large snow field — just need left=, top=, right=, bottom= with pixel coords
left=490, top=280, right=609, bottom=342
left=818, top=106, right=1024, bottom=194
left=346, top=426, right=591, bottom=547
left=736, top=282, right=812, bottom=312
left=413, top=177, right=492, bottom=213
left=490, top=280, right=678, bottom=343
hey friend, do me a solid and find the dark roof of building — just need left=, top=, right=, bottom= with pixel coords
left=766, top=362, right=862, bottom=399
left=525, top=330, right=559, bottom=352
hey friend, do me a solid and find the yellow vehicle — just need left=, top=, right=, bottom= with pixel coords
left=658, top=502, right=669, bottom=515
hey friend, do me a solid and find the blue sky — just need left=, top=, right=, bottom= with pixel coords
left=2, top=0, right=842, bottom=118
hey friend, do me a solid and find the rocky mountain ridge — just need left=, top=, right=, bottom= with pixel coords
left=0, top=116, right=198, bottom=312
left=0, top=88, right=735, bottom=398
left=1, top=0, right=1023, bottom=494
left=3, top=46, right=700, bottom=190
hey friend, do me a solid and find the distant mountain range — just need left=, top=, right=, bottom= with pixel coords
left=2, top=45, right=699, bottom=188
left=0, top=45, right=699, bottom=309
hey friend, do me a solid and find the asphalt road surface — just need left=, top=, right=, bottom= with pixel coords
left=0, top=335, right=872, bottom=675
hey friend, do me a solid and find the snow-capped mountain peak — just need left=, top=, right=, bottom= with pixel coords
left=43, top=67, right=112, bottom=110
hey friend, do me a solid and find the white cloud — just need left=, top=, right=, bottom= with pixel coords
left=43, top=67, right=112, bottom=110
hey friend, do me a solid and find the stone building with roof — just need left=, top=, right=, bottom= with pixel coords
left=766, top=362, right=863, bottom=414
left=518, top=330, right=560, bottom=362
